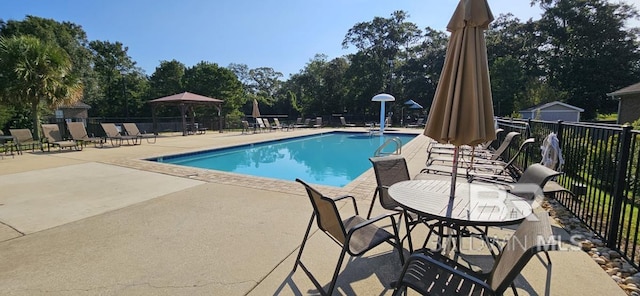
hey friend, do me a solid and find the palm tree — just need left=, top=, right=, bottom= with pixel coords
left=0, top=35, right=83, bottom=139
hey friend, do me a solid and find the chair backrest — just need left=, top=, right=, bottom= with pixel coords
left=490, top=131, right=520, bottom=161
left=263, top=118, right=272, bottom=128
left=491, top=138, right=535, bottom=178
left=296, top=117, right=303, bottom=124
left=122, top=123, right=141, bottom=136
left=488, top=211, right=558, bottom=293
left=315, top=117, right=322, bottom=126
left=296, top=179, right=347, bottom=244
left=369, top=155, right=410, bottom=210
left=256, top=118, right=266, bottom=128
left=303, top=118, right=311, bottom=125
left=67, top=122, right=90, bottom=140
left=100, top=123, right=121, bottom=137
left=273, top=118, right=281, bottom=127
left=512, top=163, right=563, bottom=199
left=340, top=117, right=347, bottom=125
left=9, top=128, right=34, bottom=143
left=41, top=124, right=64, bottom=142
left=241, top=120, right=249, bottom=129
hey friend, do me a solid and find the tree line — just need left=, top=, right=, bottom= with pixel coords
left=0, top=0, right=639, bottom=137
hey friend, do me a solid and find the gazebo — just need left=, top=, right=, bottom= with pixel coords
left=149, top=92, right=224, bottom=136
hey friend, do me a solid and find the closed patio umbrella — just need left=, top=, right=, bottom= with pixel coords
left=252, top=99, right=261, bottom=126
left=423, top=0, right=496, bottom=201
left=252, top=99, right=261, bottom=118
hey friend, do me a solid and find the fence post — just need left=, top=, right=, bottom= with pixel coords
left=607, top=125, right=632, bottom=248
left=556, top=120, right=564, bottom=144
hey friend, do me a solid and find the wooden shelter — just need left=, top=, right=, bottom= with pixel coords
left=149, top=92, right=224, bottom=135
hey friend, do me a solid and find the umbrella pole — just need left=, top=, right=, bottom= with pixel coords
left=444, top=145, right=459, bottom=255
left=449, top=146, right=459, bottom=199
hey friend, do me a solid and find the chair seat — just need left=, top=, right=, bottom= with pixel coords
left=343, top=215, right=394, bottom=255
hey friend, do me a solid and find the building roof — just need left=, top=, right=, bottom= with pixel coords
left=607, top=81, right=640, bottom=97
left=60, top=101, right=91, bottom=109
left=519, top=101, right=584, bottom=112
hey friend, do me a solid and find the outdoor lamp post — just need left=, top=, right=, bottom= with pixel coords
left=120, top=69, right=128, bottom=120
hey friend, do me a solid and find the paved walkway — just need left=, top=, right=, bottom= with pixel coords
left=0, top=127, right=623, bottom=295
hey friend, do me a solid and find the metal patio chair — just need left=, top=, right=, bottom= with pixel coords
left=368, top=155, right=439, bottom=252
left=293, top=178, right=405, bottom=296
left=392, top=211, right=558, bottom=296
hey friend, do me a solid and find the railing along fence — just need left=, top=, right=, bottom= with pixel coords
left=498, top=117, right=640, bottom=269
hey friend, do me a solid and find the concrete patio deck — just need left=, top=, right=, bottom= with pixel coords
left=0, top=127, right=624, bottom=295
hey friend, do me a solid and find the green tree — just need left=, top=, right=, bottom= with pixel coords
left=489, top=56, right=527, bottom=116
left=149, top=60, right=185, bottom=98
left=247, top=67, right=283, bottom=114
left=183, top=61, right=244, bottom=119
left=533, top=0, right=640, bottom=119
left=398, top=27, right=448, bottom=115
left=0, top=35, right=83, bottom=138
left=0, top=16, right=97, bottom=106
left=88, top=40, right=141, bottom=117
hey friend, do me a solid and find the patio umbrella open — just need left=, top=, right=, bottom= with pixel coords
left=424, top=0, right=496, bottom=202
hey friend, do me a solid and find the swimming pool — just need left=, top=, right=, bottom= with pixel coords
left=150, top=132, right=418, bottom=187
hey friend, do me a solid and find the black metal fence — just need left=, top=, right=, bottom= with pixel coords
left=496, top=118, right=640, bottom=268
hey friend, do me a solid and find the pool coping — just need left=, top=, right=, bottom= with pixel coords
left=103, top=129, right=430, bottom=201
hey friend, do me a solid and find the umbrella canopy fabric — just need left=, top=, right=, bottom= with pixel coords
left=404, top=99, right=418, bottom=105
left=252, top=99, right=261, bottom=118
left=424, top=0, right=496, bottom=147
left=408, top=102, right=423, bottom=109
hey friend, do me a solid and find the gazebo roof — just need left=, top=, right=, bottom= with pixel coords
left=149, top=92, right=224, bottom=105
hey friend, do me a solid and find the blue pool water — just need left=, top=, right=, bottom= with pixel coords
left=150, top=132, right=417, bottom=187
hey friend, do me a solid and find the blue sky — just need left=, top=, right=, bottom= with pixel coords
left=0, top=0, right=571, bottom=78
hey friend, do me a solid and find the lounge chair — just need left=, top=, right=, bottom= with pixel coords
left=100, top=123, right=140, bottom=147
left=9, top=128, right=41, bottom=154
left=340, top=116, right=356, bottom=127
left=406, top=118, right=425, bottom=128
left=392, top=211, right=557, bottom=296
left=0, top=130, right=15, bottom=158
left=122, top=123, right=157, bottom=144
left=66, top=122, right=104, bottom=148
left=293, top=179, right=404, bottom=296
left=241, top=120, right=251, bottom=134
left=255, top=118, right=269, bottom=132
left=294, top=118, right=311, bottom=128
left=41, top=124, right=82, bottom=152
left=272, top=118, right=285, bottom=131
left=427, top=131, right=521, bottom=165
left=469, top=163, right=563, bottom=200
left=419, top=138, right=535, bottom=181
left=262, top=118, right=275, bottom=132
left=312, top=116, right=322, bottom=128
left=427, top=128, right=504, bottom=152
